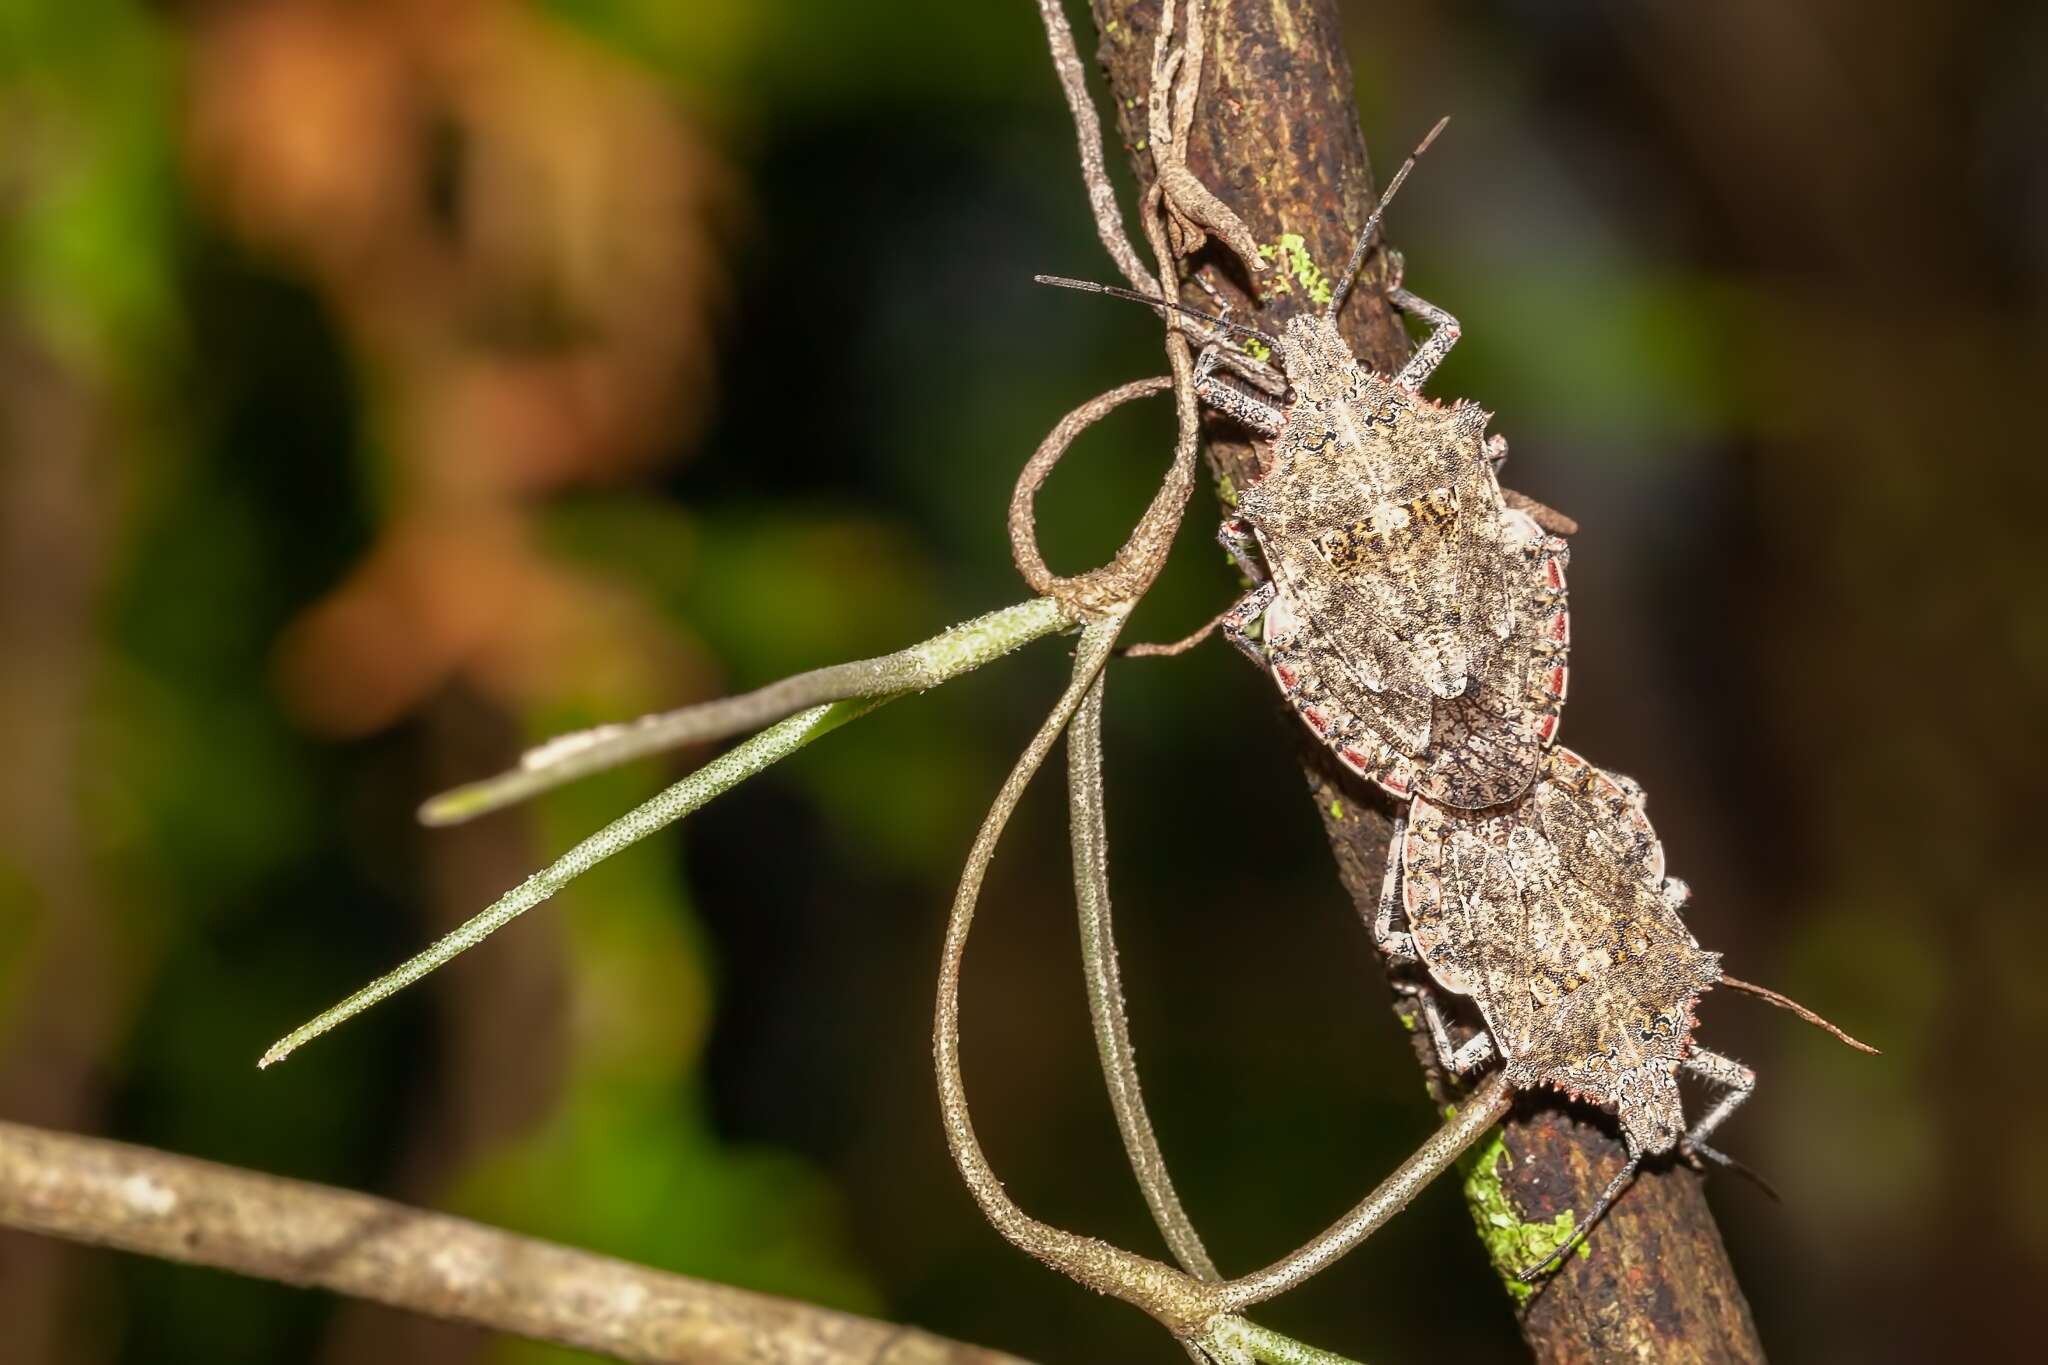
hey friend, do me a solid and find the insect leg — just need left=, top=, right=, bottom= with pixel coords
left=1502, top=486, right=1582, bottom=537
left=1388, top=286, right=1462, bottom=390
left=1400, top=985, right=1501, bottom=1075
left=1216, top=578, right=1276, bottom=668
left=1679, top=1047, right=1757, bottom=1168
left=1216, top=516, right=1268, bottom=585
left=1199, top=344, right=1289, bottom=395
left=1183, top=295, right=1289, bottom=396
left=1370, top=820, right=1413, bottom=960
left=1122, top=517, right=1261, bottom=663
left=1385, top=974, right=1468, bottom=1075
left=1195, top=372, right=1285, bottom=436
left=1443, top=1025, right=1500, bottom=1075
left=1516, top=1138, right=1645, bottom=1282
left=1372, top=829, right=1500, bottom=1075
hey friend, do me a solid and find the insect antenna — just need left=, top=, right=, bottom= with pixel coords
left=1720, top=974, right=1880, bottom=1054
left=1326, top=115, right=1451, bottom=321
left=1688, top=1142, right=1782, bottom=1204
left=1033, top=274, right=1281, bottom=350
left=1516, top=1142, right=1642, bottom=1283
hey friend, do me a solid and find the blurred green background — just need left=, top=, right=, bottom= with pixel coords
left=1, top=1, right=2041, bottom=1361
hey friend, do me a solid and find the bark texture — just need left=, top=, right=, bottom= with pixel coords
left=1085, top=3, right=1765, bottom=1359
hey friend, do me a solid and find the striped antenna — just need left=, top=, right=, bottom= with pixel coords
left=1034, top=275, right=1281, bottom=350
left=1326, top=115, right=1451, bottom=320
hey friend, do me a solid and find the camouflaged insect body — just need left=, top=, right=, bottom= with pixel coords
left=1236, top=314, right=1516, bottom=739
left=1265, top=507, right=1569, bottom=809
left=1401, top=747, right=1722, bottom=1155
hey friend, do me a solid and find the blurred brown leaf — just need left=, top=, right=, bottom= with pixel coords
left=183, top=0, right=737, bottom=733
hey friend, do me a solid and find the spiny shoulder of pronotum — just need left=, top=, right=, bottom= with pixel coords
left=1249, top=374, right=1497, bottom=504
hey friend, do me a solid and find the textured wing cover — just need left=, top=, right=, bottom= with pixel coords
left=1401, top=748, right=1721, bottom=1152
left=1237, top=358, right=1514, bottom=715
left=1263, top=508, right=1568, bottom=808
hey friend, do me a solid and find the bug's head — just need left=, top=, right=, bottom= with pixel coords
left=1614, top=1063, right=1687, bottom=1156
left=1276, top=313, right=1351, bottom=403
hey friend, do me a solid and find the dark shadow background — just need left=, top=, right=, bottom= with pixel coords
left=1, top=1, right=2041, bottom=1362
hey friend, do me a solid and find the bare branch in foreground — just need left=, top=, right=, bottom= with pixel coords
left=0, top=1120, right=1025, bottom=1365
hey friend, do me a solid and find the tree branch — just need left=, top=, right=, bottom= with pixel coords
left=0, top=1120, right=1025, bottom=1365
left=1084, top=2, right=1766, bottom=1358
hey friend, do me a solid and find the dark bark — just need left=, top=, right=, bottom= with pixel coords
left=1084, top=3, right=1765, bottom=1359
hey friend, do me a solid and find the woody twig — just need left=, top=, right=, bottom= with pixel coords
left=0, top=1120, right=1021, bottom=1365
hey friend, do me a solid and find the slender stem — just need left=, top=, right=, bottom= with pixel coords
left=0, top=1121, right=1025, bottom=1365
left=270, top=599, right=1079, bottom=1066
left=1008, top=378, right=1175, bottom=612
left=937, top=617, right=1505, bottom=1343
left=1208, top=1318, right=1367, bottom=1365
left=1025, top=0, right=1225, bottom=1302
left=1069, top=666, right=1219, bottom=1280
left=264, top=697, right=883, bottom=1067
left=422, top=598, right=1075, bottom=825
left=1035, top=0, right=1157, bottom=296
left=1214, top=1074, right=1513, bottom=1312
left=1143, top=0, right=1268, bottom=273
left=933, top=614, right=1230, bottom=1338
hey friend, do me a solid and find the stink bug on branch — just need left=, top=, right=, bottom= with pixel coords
left=1379, top=746, right=1878, bottom=1277
left=1040, top=121, right=1566, bottom=806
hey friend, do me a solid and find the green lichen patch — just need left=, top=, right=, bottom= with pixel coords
left=1257, top=233, right=1333, bottom=307
left=1458, top=1126, right=1587, bottom=1304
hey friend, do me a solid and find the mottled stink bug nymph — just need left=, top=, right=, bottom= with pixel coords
left=1379, top=746, right=1878, bottom=1276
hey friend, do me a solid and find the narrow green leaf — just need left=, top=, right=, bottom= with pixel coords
left=262, top=697, right=882, bottom=1067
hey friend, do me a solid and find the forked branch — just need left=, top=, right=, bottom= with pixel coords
left=264, top=597, right=1077, bottom=1066
left=930, top=611, right=1513, bottom=1356
left=421, top=598, right=1076, bottom=825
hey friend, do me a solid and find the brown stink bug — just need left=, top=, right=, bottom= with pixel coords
left=1377, top=745, right=1877, bottom=1277
left=1040, top=123, right=1563, bottom=805
left=1259, top=505, right=1568, bottom=808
